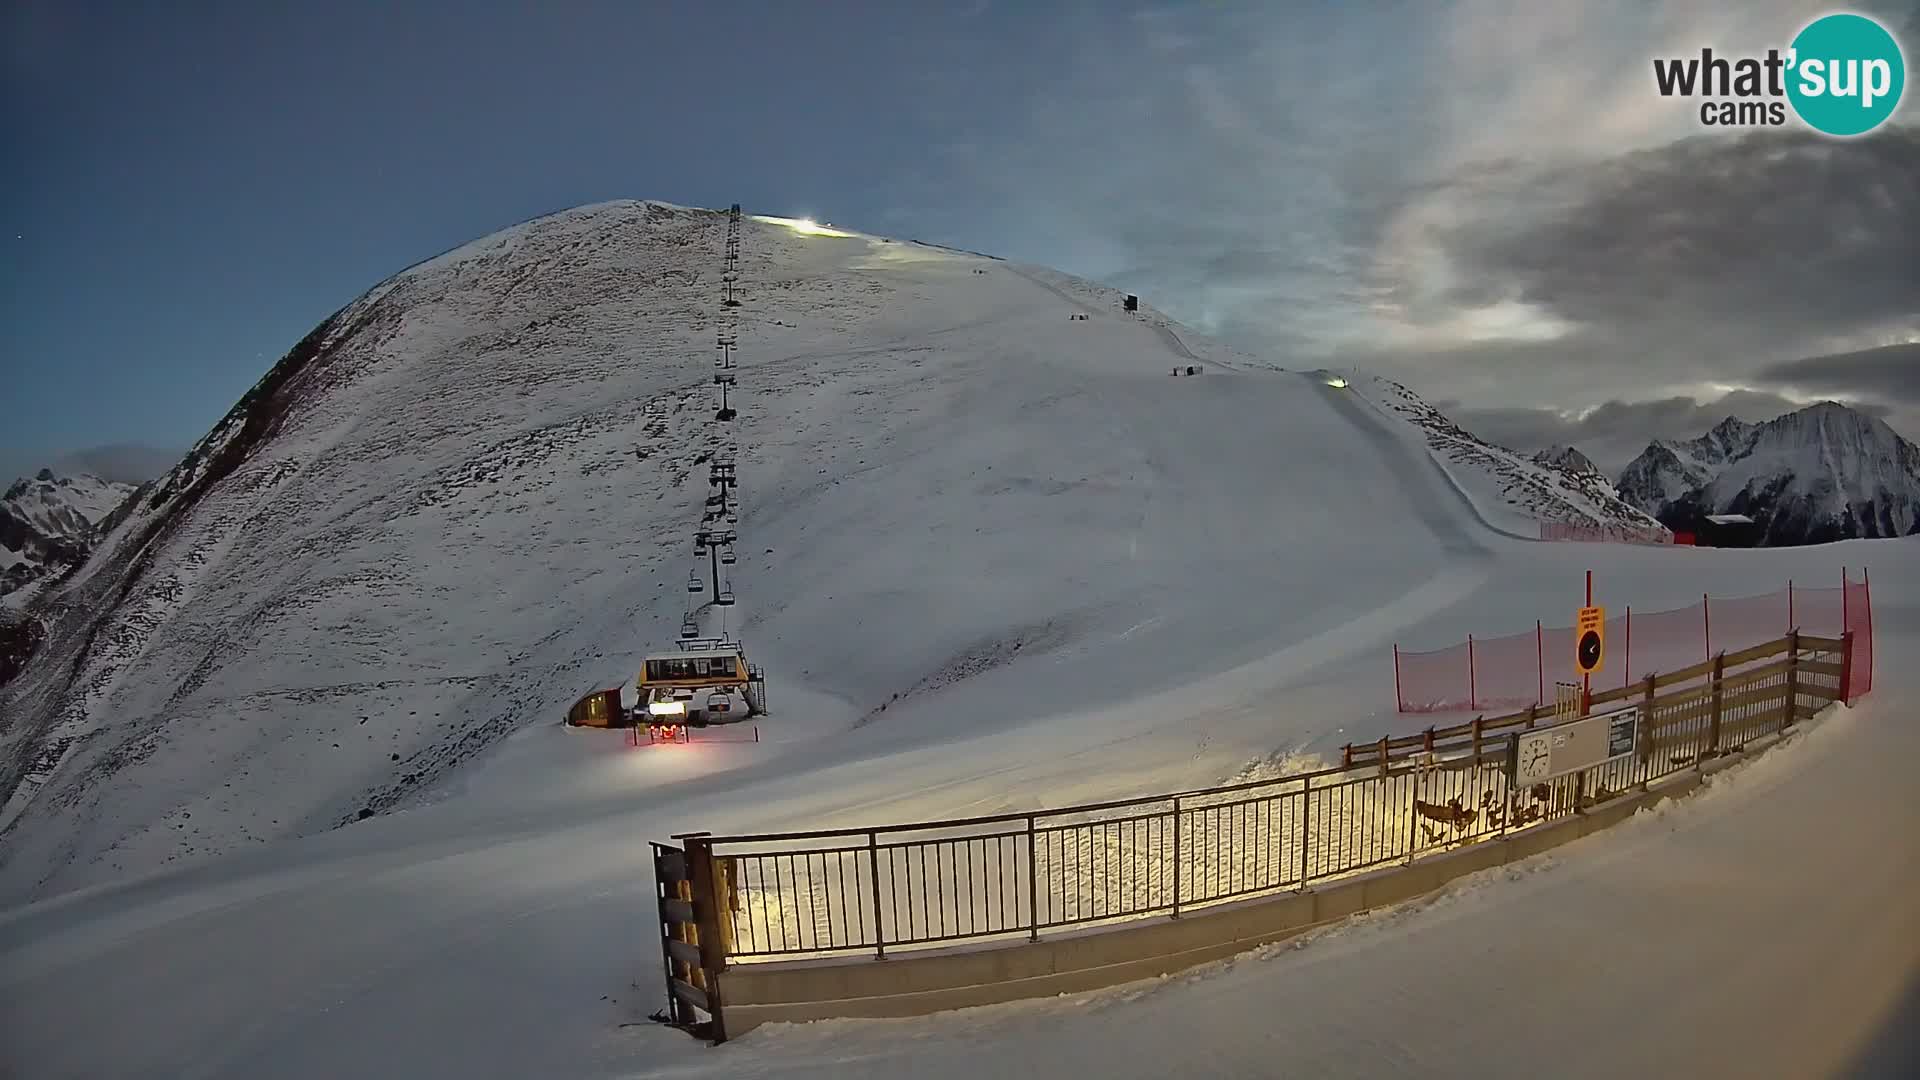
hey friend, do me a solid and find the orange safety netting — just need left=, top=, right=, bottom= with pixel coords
left=1395, top=570, right=1875, bottom=712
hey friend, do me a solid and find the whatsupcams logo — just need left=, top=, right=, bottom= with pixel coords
left=1652, top=11, right=1906, bottom=135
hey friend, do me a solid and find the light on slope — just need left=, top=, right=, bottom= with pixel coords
left=752, top=214, right=856, bottom=238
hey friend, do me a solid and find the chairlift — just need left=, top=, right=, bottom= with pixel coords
left=687, top=572, right=704, bottom=594
left=715, top=588, right=736, bottom=607
left=720, top=546, right=737, bottom=565
left=715, top=372, right=736, bottom=386
left=679, top=617, right=700, bottom=639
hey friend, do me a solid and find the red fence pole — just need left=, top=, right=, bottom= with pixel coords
left=1864, top=567, right=1874, bottom=698
left=1468, top=635, right=1477, bottom=710
left=1705, top=592, right=1714, bottom=659
left=1536, top=620, right=1544, bottom=704
left=1393, top=644, right=1404, bottom=712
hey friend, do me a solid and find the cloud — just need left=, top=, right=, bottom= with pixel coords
left=1431, top=128, right=1920, bottom=351
left=1752, top=342, right=1920, bottom=404
left=887, top=0, right=1918, bottom=459
left=1441, top=389, right=1875, bottom=474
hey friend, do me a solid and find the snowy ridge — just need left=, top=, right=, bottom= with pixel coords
left=1617, top=402, right=1920, bottom=544
left=0, top=470, right=136, bottom=603
left=1334, top=373, right=1669, bottom=539
left=0, top=199, right=1492, bottom=901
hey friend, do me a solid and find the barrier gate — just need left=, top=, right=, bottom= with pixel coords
left=650, top=835, right=729, bottom=1043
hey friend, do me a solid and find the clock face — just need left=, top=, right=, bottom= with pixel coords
left=1518, top=735, right=1552, bottom=780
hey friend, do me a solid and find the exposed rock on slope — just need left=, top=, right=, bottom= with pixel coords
left=1617, top=403, right=1920, bottom=545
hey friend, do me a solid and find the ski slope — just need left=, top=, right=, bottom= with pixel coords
left=1, top=203, right=1913, bottom=1078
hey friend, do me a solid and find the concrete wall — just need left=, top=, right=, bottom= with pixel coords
left=712, top=746, right=1780, bottom=1039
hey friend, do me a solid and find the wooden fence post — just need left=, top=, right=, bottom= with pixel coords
left=683, top=834, right=729, bottom=1043
left=1706, top=653, right=1725, bottom=764
left=1839, top=629, right=1854, bottom=703
left=1639, top=673, right=1657, bottom=788
left=1783, top=630, right=1800, bottom=730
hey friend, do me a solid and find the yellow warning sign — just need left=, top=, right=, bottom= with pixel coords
left=1576, top=605, right=1606, bottom=675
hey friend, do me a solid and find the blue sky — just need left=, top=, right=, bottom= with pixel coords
left=4, top=0, right=1915, bottom=475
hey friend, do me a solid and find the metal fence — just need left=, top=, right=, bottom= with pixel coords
left=669, top=631, right=1853, bottom=965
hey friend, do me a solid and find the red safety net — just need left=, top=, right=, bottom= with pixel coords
left=1845, top=572, right=1874, bottom=702
left=1394, top=571, right=1874, bottom=712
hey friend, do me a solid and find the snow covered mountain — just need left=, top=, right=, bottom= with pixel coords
left=0, top=199, right=1688, bottom=904
left=0, top=469, right=136, bottom=601
left=1334, top=374, right=1669, bottom=539
left=1617, top=403, right=1920, bottom=545
left=1531, top=444, right=1603, bottom=480
left=1, top=199, right=1915, bottom=1080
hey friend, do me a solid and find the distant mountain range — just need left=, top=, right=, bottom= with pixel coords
left=1, top=470, right=137, bottom=602
left=1615, top=402, right=1920, bottom=545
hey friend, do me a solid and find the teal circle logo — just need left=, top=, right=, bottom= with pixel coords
left=1787, top=13, right=1906, bottom=136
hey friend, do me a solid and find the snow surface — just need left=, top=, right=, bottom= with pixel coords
left=0, top=537, right=1909, bottom=1080
left=0, top=202, right=1914, bottom=1078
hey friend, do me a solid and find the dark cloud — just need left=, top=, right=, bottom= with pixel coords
left=1752, top=343, right=1920, bottom=404
left=1438, top=128, right=1920, bottom=343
